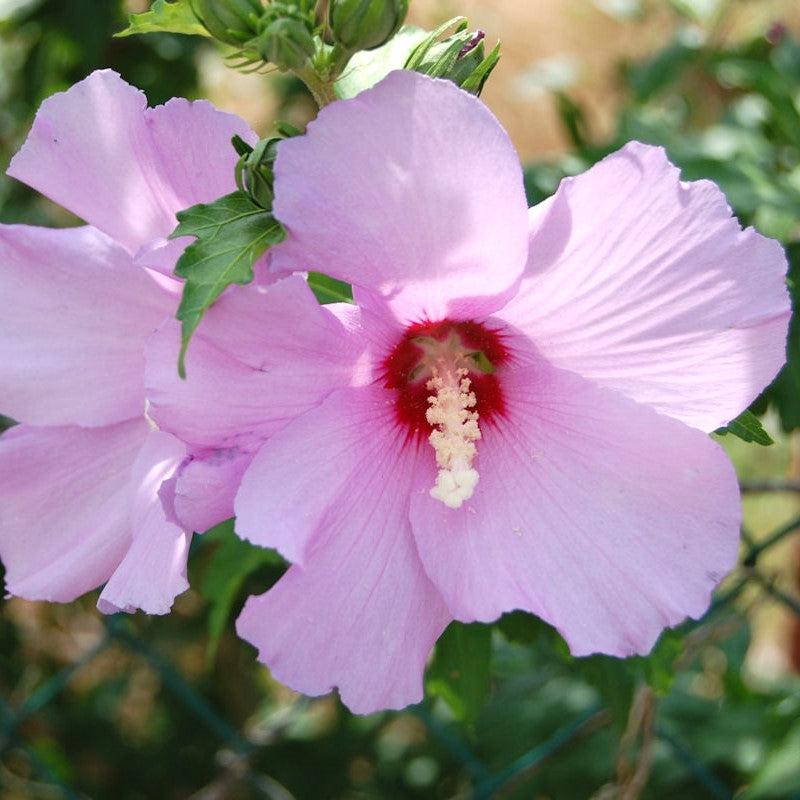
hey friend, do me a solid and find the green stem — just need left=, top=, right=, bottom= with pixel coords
left=296, top=64, right=339, bottom=106
left=295, top=44, right=354, bottom=108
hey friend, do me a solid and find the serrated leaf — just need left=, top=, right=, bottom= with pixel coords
left=172, top=191, right=285, bottom=376
left=116, top=0, right=208, bottom=37
left=426, top=622, right=491, bottom=723
left=200, top=519, right=284, bottom=661
left=307, top=272, right=353, bottom=304
left=715, top=409, right=774, bottom=446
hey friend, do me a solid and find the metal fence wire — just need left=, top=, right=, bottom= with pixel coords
left=1, top=487, right=799, bottom=800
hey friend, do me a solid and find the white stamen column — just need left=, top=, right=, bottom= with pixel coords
left=426, top=366, right=481, bottom=508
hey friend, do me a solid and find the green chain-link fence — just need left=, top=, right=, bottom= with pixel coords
left=2, top=488, right=798, bottom=800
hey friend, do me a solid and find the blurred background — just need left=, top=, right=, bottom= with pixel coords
left=1, top=0, right=799, bottom=798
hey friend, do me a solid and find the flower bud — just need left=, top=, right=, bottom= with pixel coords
left=405, top=18, right=500, bottom=96
left=232, top=123, right=299, bottom=208
left=257, top=17, right=316, bottom=71
left=233, top=136, right=274, bottom=208
left=192, top=0, right=263, bottom=45
left=330, top=0, right=409, bottom=52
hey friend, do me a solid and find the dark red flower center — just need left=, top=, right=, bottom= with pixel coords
left=381, top=318, right=509, bottom=438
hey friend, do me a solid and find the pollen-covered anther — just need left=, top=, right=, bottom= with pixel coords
left=426, top=367, right=481, bottom=509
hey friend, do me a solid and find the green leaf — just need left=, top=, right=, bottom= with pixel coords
left=116, top=0, right=209, bottom=38
left=714, top=409, right=774, bottom=446
left=497, top=610, right=568, bottom=652
left=741, top=722, right=800, bottom=799
left=307, top=272, right=353, bottom=304
left=335, top=26, right=428, bottom=99
left=555, top=92, right=590, bottom=153
left=573, top=655, right=637, bottom=728
left=639, top=629, right=683, bottom=695
left=172, top=191, right=285, bottom=376
left=570, top=629, right=683, bottom=726
left=200, top=519, right=284, bottom=661
left=426, top=622, right=491, bottom=723
left=625, top=37, right=700, bottom=101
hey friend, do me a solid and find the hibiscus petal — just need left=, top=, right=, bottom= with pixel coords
left=146, top=322, right=278, bottom=451
left=7, top=70, right=254, bottom=260
left=272, top=70, right=529, bottom=320
left=145, top=276, right=367, bottom=450
left=235, top=385, right=401, bottom=563
left=0, top=225, right=173, bottom=427
left=409, top=358, right=742, bottom=657
left=98, top=431, right=190, bottom=615
left=0, top=420, right=149, bottom=602
left=235, top=385, right=450, bottom=713
left=500, top=142, right=791, bottom=432
left=170, top=448, right=253, bottom=534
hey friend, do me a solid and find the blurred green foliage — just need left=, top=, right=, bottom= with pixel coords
left=2, top=549, right=799, bottom=798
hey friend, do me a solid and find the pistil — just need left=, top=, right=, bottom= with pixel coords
left=426, top=365, right=481, bottom=508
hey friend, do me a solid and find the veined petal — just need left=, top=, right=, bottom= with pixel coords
left=409, top=358, right=742, bottom=657
left=235, top=384, right=402, bottom=564
left=170, top=447, right=253, bottom=534
left=235, top=385, right=450, bottom=713
left=500, top=142, right=791, bottom=432
left=98, top=431, right=190, bottom=615
left=0, top=225, right=173, bottom=427
left=145, top=276, right=368, bottom=450
left=0, top=420, right=149, bottom=602
left=271, top=70, right=529, bottom=321
left=7, top=70, right=254, bottom=261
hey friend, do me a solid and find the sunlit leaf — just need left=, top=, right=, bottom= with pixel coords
left=307, top=272, right=353, bottom=304
left=715, top=410, right=774, bottom=446
left=172, top=191, right=285, bottom=377
left=335, top=25, right=428, bottom=99
left=116, top=0, right=208, bottom=38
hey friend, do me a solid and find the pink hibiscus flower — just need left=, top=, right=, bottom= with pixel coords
left=146, top=70, right=791, bottom=713
left=0, top=70, right=257, bottom=613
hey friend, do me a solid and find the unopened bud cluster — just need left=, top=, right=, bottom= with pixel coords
left=190, top=2, right=500, bottom=102
left=232, top=123, right=299, bottom=209
left=191, top=0, right=318, bottom=72
left=191, top=0, right=263, bottom=45
left=259, top=16, right=316, bottom=71
left=329, top=0, right=409, bottom=52
left=191, top=0, right=410, bottom=73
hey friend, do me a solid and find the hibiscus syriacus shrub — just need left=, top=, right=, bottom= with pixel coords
left=0, top=0, right=793, bottom=722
